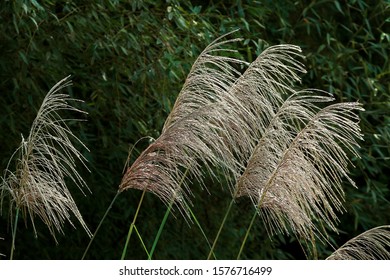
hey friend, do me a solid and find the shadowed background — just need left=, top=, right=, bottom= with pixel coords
left=0, top=0, right=389, bottom=259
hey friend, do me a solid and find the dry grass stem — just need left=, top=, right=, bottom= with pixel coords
left=0, top=76, right=91, bottom=240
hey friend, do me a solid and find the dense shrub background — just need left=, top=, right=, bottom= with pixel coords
left=0, top=0, right=389, bottom=259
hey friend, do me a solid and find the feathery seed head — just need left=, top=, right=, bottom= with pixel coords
left=327, top=226, right=390, bottom=260
left=0, top=76, right=91, bottom=240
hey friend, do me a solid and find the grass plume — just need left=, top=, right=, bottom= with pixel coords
left=327, top=226, right=390, bottom=260
left=119, top=31, right=246, bottom=214
left=0, top=76, right=91, bottom=240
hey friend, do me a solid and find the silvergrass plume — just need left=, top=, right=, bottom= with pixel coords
left=236, top=91, right=363, bottom=247
left=0, top=76, right=91, bottom=240
left=220, top=44, right=307, bottom=182
left=327, top=226, right=390, bottom=260
left=119, top=31, right=245, bottom=214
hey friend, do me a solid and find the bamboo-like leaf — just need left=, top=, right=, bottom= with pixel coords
left=0, top=76, right=91, bottom=240
left=327, top=226, right=390, bottom=260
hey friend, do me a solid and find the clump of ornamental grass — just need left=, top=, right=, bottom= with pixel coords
left=115, top=34, right=313, bottom=259
left=0, top=76, right=91, bottom=255
left=327, top=225, right=390, bottom=260
left=85, top=31, right=363, bottom=260
left=119, top=32, right=363, bottom=259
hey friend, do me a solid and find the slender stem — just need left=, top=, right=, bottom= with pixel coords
left=147, top=196, right=214, bottom=259
left=10, top=207, right=20, bottom=260
left=236, top=180, right=273, bottom=259
left=134, top=225, right=150, bottom=259
left=148, top=199, right=174, bottom=260
left=148, top=168, right=191, bottom=260
left=121, top=189, right=147, bottom=260
left=207, top=198, right=235, bottom=260
left=82, top=191, right=120, bottom=260
left=236, top=209, right=257, bottom=259
left=184, top=201, right=216, bottom=259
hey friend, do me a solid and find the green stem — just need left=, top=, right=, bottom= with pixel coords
left=148, top=168, right=191, bottom=260
left=148, top=199, right=174, bottom=260
left=121, top=189, right=147, bottom=260
left=148, top=200, right=215, bottom=260
left=237, top=194, right=271, bottom=259
left=236, top=209, right=257, bottom=260
left=134, top=225, right=150, bottom=259
left=10, top=207, right=20, bottom=260
left=207, top=198, right=235, bottom=260
left=184, top=201, right=216, bottom=259
left=82, top=192, right=120, bottom=260
left=236, top=182, right=271, bottom=259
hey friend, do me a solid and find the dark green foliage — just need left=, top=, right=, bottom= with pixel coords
left=0, top=0, right=389, bottom=259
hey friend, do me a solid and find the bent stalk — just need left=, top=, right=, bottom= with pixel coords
left=82, top=191, right=121, bottom=259
left=121, top=189, right=147, bottom=260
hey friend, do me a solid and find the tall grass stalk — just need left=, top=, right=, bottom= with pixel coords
left=185, top=202, right=216, bottom=260
left=133, top=223, right=150, bottom=258
left=121, top=189, right=147, bottom=260
left=10, top=207, right=19, bottom=260
left=236, top=207, right=257, bottom=260
left=207, top=198, right=235, bottom=260
left=83, top=138, right=155, bottom=259
left=148, top=167, right=192, bottom=259
left=148, top=199, right=174, bottom=260
left=82, top=191, right=120, bottom=259
left=149, top=198, right=216, bottom=260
